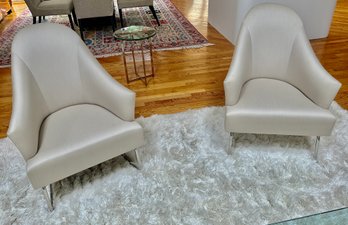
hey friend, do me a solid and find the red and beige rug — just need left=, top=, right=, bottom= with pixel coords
left=0, top=0, right=212, bottom=67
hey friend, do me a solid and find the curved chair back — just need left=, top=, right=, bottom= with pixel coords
left=118, top=0, right=154, bottom=9
left=73, top=0, right=114, bottom=19
left=12, top=23, right=85, bottom=113
left=9, top=24, right=89, bottom=160
left=239, top=4, right=303, bottom=79
left=234, top=3, right=340, bottom=108
left=23, top=0, right=42, bottom=16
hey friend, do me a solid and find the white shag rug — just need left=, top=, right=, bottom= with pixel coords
left=1, top=102, right=347, bottom=225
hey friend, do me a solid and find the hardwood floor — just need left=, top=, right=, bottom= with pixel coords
left=0, top=0, right=347, bottom=138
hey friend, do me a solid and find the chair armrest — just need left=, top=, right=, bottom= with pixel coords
left=287, top=30, right=341, bottom=109
left=224, top=26, right=252, bottom=106
left=78, top=45, right=136, bottom=121
left=7, top=54, right=49, bottom=160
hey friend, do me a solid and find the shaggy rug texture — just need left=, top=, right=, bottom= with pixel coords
left=0, top=0, right=211, bottom=67
left=0, top=102, right=347, bottom=224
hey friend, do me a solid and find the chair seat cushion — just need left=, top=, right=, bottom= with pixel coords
left=27, top=104, right=144, bottom=188
left=225, top=78, right=336, bottom=136
left=37, top=0, right=73, bottom=16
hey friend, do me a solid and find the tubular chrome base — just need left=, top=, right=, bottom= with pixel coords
left=42, top=184, right=54, bottom=211
left=314, top=136, right=320, bottom=160
left=123, top=149, right=142, bottom=170
left=228, top=132, right=235, bottom=155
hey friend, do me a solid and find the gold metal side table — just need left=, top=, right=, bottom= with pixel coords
left=113, top=26, right=156, bottom=86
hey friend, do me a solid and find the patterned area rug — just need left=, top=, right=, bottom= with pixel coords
left=0, top=0, right=211, bottom=67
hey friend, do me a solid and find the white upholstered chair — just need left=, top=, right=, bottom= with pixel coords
left=24, top=0, right=76, bottom=29
left=73, top=0, right=116, bottom=40
left=224, top=4, right=341, bottom=158
left=8, top=23, right=145, bottom=210
left=117, top=0, right=160, bottom=27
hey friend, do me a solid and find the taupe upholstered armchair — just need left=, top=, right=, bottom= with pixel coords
left=73, top=0, right=116, bottom=40
left=117, top=0, right=160, bottom=27
left=8, top=23, right=145, bottom=210
left=224, top=4, right=341, bottom=159
left=24, top=0, right=76, bottom=28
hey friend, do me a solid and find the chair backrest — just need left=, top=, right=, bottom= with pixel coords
left=233, top=3, right=341, bottom=109
left=73, top=0, right=114, bottom=19
left=117, top=0, right=153, bottom=9
left=24, top=0, right=42, bottom=16
left=9, top=23, right=88, bottom=160
left=240, top=3, right=303, bottom=79
left=12, top=23, right=85, bottom=113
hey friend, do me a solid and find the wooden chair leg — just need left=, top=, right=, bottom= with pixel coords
left=72, top=8, right=78, bottom=26
left=119, top=9, right=124, bottom=27
left=33, top=16, right=36, bottom=24
left=38, top=16, right=42, bottom=23
left=78, top=19, right=84, bottom=41
left=68, top=14, right=74, bottom=29
left=149, top=5, right=160, bottom=26
left=111, top=16, right=116, bottom=32
left=112, top=10, right=117, bottom=31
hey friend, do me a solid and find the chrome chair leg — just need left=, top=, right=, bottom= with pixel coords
left=228, top=132, right=235, bottom=154
left=124, top=149, right=142, bottom=169
left=314, top=136, right=320, bottom=160
left=42, top=184, right=54, bottom=211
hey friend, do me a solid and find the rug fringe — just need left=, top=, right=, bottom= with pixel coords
left=94, top=52, right=123, bottom=59
left=1, top=43, right=214, bottom=67
left=154, top=43, right=214, bottom=52
left=94, top=43, right=215, bottom=59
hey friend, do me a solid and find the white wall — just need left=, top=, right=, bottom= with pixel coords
left=208, top=0, right=337, bottom=45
